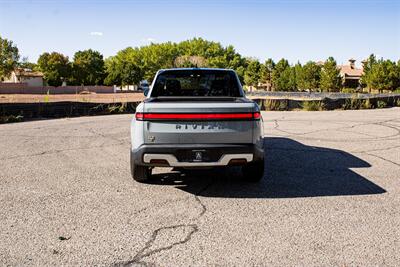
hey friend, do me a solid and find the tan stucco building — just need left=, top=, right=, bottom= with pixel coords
left=3, top=68, right=44, bottom=87
left=339, top=59, right=364, bottom=88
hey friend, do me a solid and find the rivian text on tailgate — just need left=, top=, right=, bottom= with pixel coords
left=130, top=68, right=264, bottom=182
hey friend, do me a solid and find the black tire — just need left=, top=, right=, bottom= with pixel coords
left=130, top=153, right=151, bottom=182
left=242, top=160, right=264, bottom=182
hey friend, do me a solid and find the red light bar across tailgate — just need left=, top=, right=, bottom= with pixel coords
left=135, top=112, right=261, bottom=121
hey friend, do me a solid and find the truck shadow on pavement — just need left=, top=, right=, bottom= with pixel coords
left=150, top=137, right=386, bottom=198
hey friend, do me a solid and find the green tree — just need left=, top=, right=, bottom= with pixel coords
left=178, top=38, right=224, bottom=61
left=71, top=49, right=105, bottom=85
left=235, top=65, right=246, bottom=84
left=362, top=54, right=399, bottom=92
left=320, top=57, right=342, bottom=92
left=177, top=38, right=248, bottom=81
left=397, top=60, right=400, bottom=90
left=224, top=46, right=247, bottom=82
left=293, top=62, right=303, bottom=90
left=244, top=59, right=261, bottom=87
left=0, top=36, right=19, bottom=80
left=360, top=54, right=376, bottom=89
left=287, top=66, right=297, bottom=91
left=272, top=59, right=288, bottom=90
left=104, top=47, right=143, bottom=86
left=104, top=38, right=248, bottom=86
left=297, top=61, right=321, bottom=91
left=271, top=59, right=296, bottom=91
left=37, top=52, right=71, bottom=86
left=140, top=42, right=179, bottom=81
left=259, top=58, right=275, bottom=90
left=174, top=55, right=208, bottom=68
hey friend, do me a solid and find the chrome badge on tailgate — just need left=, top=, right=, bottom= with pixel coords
left=175, top=122, right=225, bottom=131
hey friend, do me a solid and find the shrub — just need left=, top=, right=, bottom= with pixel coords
left=377, top=100, right=387, bottom=109
left=253, top=99, right=264, bottom=109
left=264, top=99, right=288, bottom=111
left=43, top=90, right=50, bottom=103
left=362, top=99, right=373, bottom=109
left=301, top=101, right=324, bottom=111
left=107, top=103, right=127, bottom=113
left=343, top=96, right=363, bottom=110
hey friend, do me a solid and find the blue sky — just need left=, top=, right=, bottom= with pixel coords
left=0, top=0, right=399, bottom=66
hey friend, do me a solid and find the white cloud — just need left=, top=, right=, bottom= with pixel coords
left=90, top=32, right=103, bottom=36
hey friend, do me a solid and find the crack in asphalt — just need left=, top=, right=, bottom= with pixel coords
left=353, top=145, right=400, bottom=154
left=270, top=119, right=400, bottom=165
left=166, top=122, right=398, bottom=267
left=0, top=128, right=129, bottom=160
left=117, top=181, right=213, bottom=267
left=192, top=181, right=213, bottom=218
left=268, top=146, right=400, bottom=168
left=273, top=119, right=294, bottom=135
left=119, top=224, right=198, bottom=267
left=363, top=152, right=400, bottom=167
left=270, top=117, right=400, bottom=173
left=1, top=113, right=398, bottom=265
left=270, top=118, right=400, bottom=142
left=0, top=142, right=128, bottom=161
left=339, top=129, right=381, bottom=138
left=86, top=126, right=127, bottom=144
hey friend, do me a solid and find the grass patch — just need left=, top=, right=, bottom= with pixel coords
left=107, top=102, right=127, bottom=114
left=264, top=99, right=288, bottom=111
left=301, top=101, right=324, bottom=111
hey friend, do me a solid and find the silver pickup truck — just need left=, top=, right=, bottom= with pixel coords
left=130, top=68, right=264, bottom=182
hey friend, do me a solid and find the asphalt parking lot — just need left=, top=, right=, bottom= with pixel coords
left=0, top=108, right=399, bottom=266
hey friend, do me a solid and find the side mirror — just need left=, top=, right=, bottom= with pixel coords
left=144, top=88, right=149, bottom=97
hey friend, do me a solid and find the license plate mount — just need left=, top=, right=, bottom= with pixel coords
left=192, top=150, right=206, bottom=162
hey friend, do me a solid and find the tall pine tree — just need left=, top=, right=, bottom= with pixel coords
left=320, top=57, right=342, bottom=92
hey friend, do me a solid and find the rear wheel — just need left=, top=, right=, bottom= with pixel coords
left=242, top=160, right=264, bottom=182
left=130, top=153, right=151, bottom=182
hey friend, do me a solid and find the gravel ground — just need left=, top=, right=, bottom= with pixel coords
left=0, top=108, right=399, bottom=266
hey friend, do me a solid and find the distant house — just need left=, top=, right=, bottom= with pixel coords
left=256, top=82, right=272, bottom=91
left=339, top=59, right=363, bottom=88
left=3, top=68, right=44, bottom=87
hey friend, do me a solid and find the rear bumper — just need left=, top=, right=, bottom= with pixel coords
left=131, top=144, right=264, bottom=167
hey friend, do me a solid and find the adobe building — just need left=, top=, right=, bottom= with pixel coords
left=339, top=59, right=363, bottom=88
left=3, top=68, right=44, bottom=87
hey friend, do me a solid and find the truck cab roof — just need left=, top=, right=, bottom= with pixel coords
left=157, top=68, right=236, bottom=73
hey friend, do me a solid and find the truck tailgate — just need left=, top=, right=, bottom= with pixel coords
left=140, top=101, right=256, bottom=144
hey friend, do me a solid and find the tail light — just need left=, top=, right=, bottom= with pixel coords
left=135, top=112, right=261, bottom=121
left=253, top=112, right=261, bottom=119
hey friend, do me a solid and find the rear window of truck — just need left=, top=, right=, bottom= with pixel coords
left=151, top=70, right=242, bottom=97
